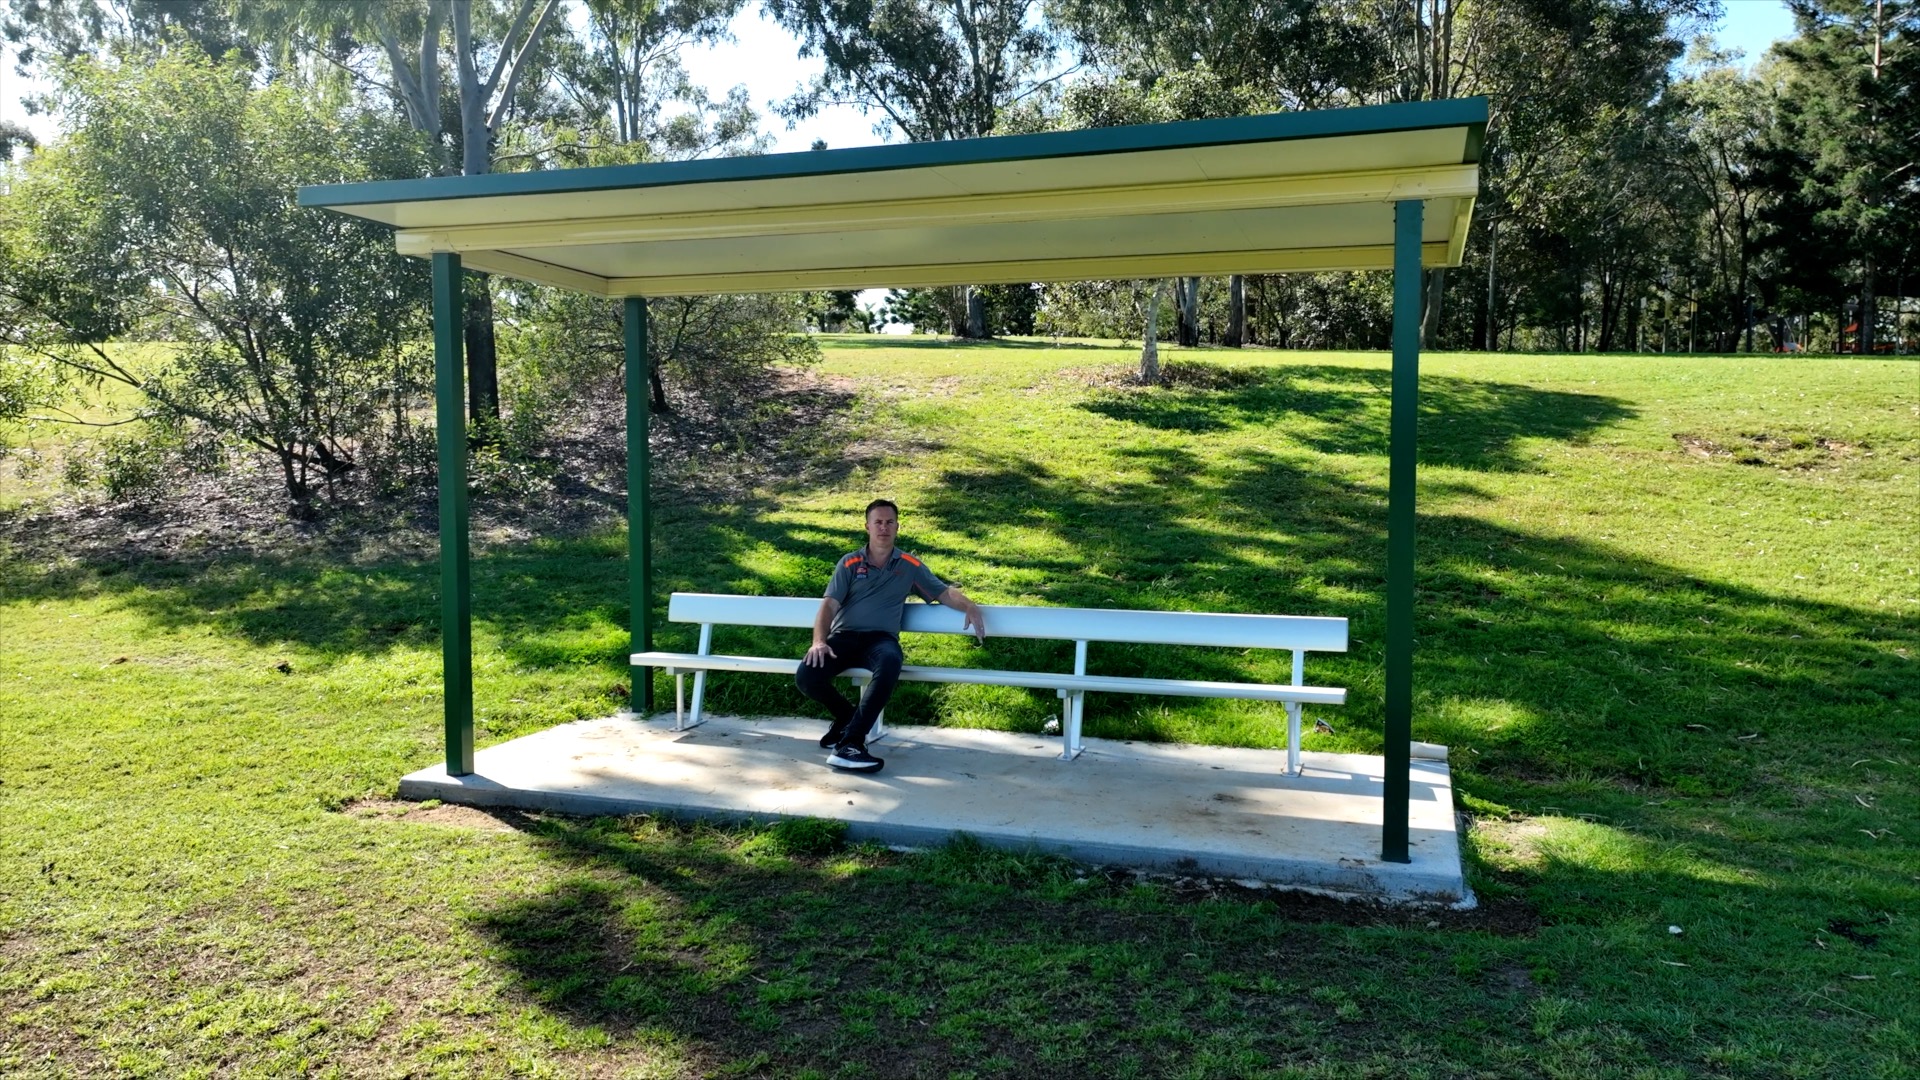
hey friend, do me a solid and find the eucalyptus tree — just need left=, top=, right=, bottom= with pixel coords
left=762, top=0, right=1068, bottom=336
left=545, top=0, right=763, bottom=163
left=241, top=0, right=566, bottom=431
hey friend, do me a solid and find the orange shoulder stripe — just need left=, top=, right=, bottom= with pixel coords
left=842, top=554, right=862, bottom=567
left=899, top=552, right=923, bottom=567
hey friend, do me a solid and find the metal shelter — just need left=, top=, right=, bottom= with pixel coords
left=300, top=96, right=1486, bottom=862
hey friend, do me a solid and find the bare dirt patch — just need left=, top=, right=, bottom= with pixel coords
left=0, top=367, right=870, bottom=568
left=341, top=797, right=534, bottom=833
left=1049, top=361, right=1264, bottom=392
left=1672, top=431, right=1862, bottom=470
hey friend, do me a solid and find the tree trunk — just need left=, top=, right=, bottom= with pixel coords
left=649, top=361, right=668, bottom=413
left=1141, top=281, right=1167, bottom=383
left=1255, top=276, right=1268, bottom=346
left=465, top=274, right=501, bottom=427
left=1861, top=257, right=1877, bottom=354
left=1224, top=275, right=1245, bottom=347
left=280, top=449, right=315, bottom=521
left=966, top=286, right=987, bottom=338
left=1176, top=277, right=1200, bottom=347
left=1482, top=217, right=1498, bottom=351
left=946, top=286, right=968, bottom=336
left=1598, top=273, right=1614, bottom=353
left=1420, top=268, right=1446, bottom=348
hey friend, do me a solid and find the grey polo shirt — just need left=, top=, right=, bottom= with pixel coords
left=824, top=547, right=949, bottom=635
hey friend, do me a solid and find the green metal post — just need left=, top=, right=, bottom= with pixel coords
left=625, top=297, right=654, bottom=711
left=1383, top=199, right=1423, bottom=863
left=433, top=253, right=475, bottom=776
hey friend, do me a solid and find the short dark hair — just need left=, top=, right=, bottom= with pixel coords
left=864, top=499, right=899, bottom=522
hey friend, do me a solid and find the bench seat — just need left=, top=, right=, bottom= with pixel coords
left=634, top=650, right=1347, bottom=703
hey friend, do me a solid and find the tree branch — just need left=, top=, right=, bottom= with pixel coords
left=487, top=0, right=564, bottom=131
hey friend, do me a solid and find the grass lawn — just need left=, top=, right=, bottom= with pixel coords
left=2, top=339, right=1915, bottom=1078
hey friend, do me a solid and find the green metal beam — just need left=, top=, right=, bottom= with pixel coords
left=1383, top=199, right=1424, bottom=863
left=626, top=297, right=653, bottom=712
left=433, top=253, right=474, bottom=776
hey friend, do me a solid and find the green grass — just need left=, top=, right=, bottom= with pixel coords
left=0, top=344, right=173, bottom=509
left=2, top=339, right=1916, bottom=1077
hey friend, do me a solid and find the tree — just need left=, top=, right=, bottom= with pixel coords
left=1761, top=0, right=1917, bottom=353
left=0, top=49, right=434, bottom=515
left=542, top=0, right=765, bottom=163
left=2, top=0, right=256, bottom=72
left=764, top=0, right=1066, bottom=336
left=245, top=0, right=566, bottom=430
left=1668, top=42, right=1775, bottom=351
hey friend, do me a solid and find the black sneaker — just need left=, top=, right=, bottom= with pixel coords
left=827, top=744, right=884, bottom=772
left=819, top=718, right=851, bottom=749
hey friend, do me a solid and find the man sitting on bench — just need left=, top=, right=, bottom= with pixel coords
left=797, top=499, right=987, bottom=772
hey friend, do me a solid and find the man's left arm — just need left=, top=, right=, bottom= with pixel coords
left=938, top=586, right=987, bottom=641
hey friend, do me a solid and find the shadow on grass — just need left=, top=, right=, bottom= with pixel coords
left=464, top=817, right=1535, bottom=1078
left=1, top=358, right=1910, bottom=803
left=453, top=804, right=1909, bottom=1078
left=1078, top=363, right=1633, bottom=472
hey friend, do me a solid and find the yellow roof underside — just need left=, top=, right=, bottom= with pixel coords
left=332, top=120, right=1481, bottom=297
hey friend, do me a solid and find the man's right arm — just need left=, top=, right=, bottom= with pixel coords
left=804, top=598, right=840, bottom=666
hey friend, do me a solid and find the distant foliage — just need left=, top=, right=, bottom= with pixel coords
left=0, top=48, right=435, bottom=516
left=499, top=285, right=820, bottom=427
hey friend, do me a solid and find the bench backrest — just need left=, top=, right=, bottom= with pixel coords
left=666, top=592, right=1347, bottom=653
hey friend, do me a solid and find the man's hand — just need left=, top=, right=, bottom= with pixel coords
left=804, top=641, right=836, bottom=667
left=941, top=586, right=987, bottom=643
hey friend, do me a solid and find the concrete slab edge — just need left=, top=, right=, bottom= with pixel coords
left=399, top=772, right=1470, bottom=907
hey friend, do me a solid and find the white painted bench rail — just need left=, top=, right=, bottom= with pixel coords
left=631, top=592, right=1348, bottom=774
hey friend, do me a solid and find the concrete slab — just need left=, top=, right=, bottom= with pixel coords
left=399, top=714, right=1470, bottom=906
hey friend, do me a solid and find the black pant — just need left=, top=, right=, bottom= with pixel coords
left=794, top=630, right=904, bottom=749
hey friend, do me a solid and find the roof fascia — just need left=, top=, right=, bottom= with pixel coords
left=299, top=97, right=1490, bottom=211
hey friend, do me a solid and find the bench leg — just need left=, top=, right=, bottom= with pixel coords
left=686, top=670, right=709, bottom=730
left=1285, top=703, right=1302, bottom=777
left=673, top=671, right=685, bottom=729
left=1060, top=692, right=1085, bottom=761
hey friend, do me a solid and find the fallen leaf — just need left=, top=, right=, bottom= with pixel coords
left=1855, top=795, right=1873, bottom=808
left=1686, top=723, right=1710, bottom=731
left=1849, top=975, right=1875, bottom=981
left=1737, top=733, right=1758, bottom=740
left=108, top=656, right=129, bottom=665
left=1660, top=961, right=1689, bottom=967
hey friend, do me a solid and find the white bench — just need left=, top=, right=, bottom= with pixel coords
left=631, top=593, right=1347, bottom=775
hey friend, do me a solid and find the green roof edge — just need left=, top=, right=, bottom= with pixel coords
left=300, top=97, right=1490, bottom=210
